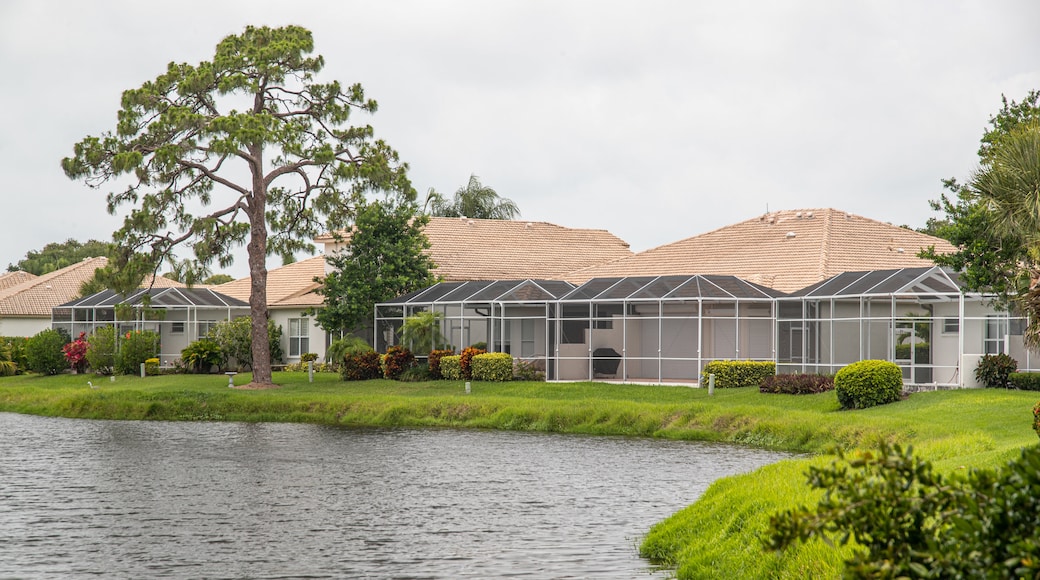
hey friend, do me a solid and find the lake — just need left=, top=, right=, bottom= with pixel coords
left=0, top=413, right=789, bottom=578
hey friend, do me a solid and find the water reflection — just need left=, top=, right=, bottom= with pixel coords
left=0, top=413, right=788, bottom=578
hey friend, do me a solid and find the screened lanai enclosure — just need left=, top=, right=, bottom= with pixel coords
left=53, top=287, right=249, bottom=366
left=777, top=266, right=1038, bottom=387
left=375, top=275, right=782, bottom=383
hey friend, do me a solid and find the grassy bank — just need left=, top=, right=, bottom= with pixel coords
left=1, top=372, right=1037, bottom=578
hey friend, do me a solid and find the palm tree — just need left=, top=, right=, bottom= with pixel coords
left=430, top=174, right=521, bottom=220
left=973, top=121, right=1040, bottom=347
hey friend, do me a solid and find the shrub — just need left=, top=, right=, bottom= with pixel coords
left=116, top=330, right=160, bottom=375
left=834, top=359, right=903, bottom=409
left=62, top=332, right=89, bottom=374
left=1, top=337, right=28, bottom=374
left=340, top=350, right=381, bottom=381
left=514, top=358, right=546, bottom=381
left=398, top=365, right=432, bottom=382
left=181, top=339, right=223, bottom=374
left=207, top=317, right=283, bottom=370
left=85, top=326, right=117, bottom=375
left=325, top=335, right=371, bottom=367
left=1034, top=402, right=1040, bottom=441
left=0, top=339, right=16, bottom=376
left=144, top=357, right=160, bottom=376
left=440, top=355, right=463, bottom=380
left=471, top=352, right=514, bottom=381
left=284, top=361, right=333, bottom=372
left=1010, top=372, right=1040, bottom=391
left=701, top=360, right=775, bottom=388
left=760, top=373, right=834, bottom=395
left=382, top=345, right=415, bottom=380
left=459, top=346, right=486, bottom=380
left=767, top=442, right=1040, bottom=578
left=300, top=352, right=319, bottom=363
left=26, top=329, right=68, bottom=375
left=428, top=349, right=455, bottom=379
left=975, top=353, right=1018, bottom=388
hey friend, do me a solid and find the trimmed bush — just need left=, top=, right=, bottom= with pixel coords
left=760, top=373, right=834, bottom=395
left=144, top=358, right=160, bottom=376
left=701, top=360, right=775, bottom=388
left=440, top=355, right=463, bottom=380
left=85, top=327, right=117, bottom=375
left=471, top=352, right=514, bottom=382
left=834, top=359, right=903, bottom=410
left=975, top=353, right=1018, bottom=388
left=340, top=350, right=381, bottom=381
left=26, top=329, right=68, bottom=375
left=1010, top=372, right=1040, bottom=391
left=300, top=352, right=319, bottom=363
left=459, top=346, right=487, bottom=380
left=428, top=349, right=455, bottom=379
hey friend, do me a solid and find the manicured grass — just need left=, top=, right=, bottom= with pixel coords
left=1, top=372, right=1037, bottom=578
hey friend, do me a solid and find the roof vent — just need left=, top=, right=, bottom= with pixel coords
left=796, top=212, right=803, bottom=218
left=459, top=215, right=467, bottom=221
left=467, top=219, right=474, bottom=226
left=525, top=222, right=533, bottom=228
left=897, top=247, right=905, bottom=253
left=45, top=285, right=53, bottom=289
left=785, top=231, right=797, bottom=239
left=807, top=211, right=814, bottom=218
left=768, top=216, right=775, bottom=224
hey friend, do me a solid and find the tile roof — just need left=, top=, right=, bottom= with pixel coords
left=0, top=257, right=108, bottom=317
left=0, top=271, right=36, bottom=292
left=216, top=255, right=326, bottom=308
left=316, top=216, right=634, bottom=281
left=564, top=209, right=959, bottom=293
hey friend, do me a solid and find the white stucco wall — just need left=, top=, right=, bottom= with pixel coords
left=0, top=316, right=50, bottom=338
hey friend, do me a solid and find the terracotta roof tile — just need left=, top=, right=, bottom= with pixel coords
left=565, top=209, right=958, bottom=293
left=0, top=271, right=36, bottom=293
left=217, top=255, right=325, bottom=308
left=317, top=216, right=633, bottom=282
left=0, top=257, right=108, bottom=317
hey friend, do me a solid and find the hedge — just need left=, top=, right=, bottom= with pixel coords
left=471, top=353, right=514, bottom=382
left=1009, top=372, right=1040, bottom=391
left=834, top=359, right=903, bottom=410
left=440, top=355, right=463, bottom=381
left=701, top=360, right=775, bottom=388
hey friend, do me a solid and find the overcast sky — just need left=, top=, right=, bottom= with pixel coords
left=2, top=1, right=1038, bottom=278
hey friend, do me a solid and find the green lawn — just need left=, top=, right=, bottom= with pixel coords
left=2, top=371, right=1037, bottom=578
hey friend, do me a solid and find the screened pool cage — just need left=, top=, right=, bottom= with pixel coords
left=376, top=267, right=1038, bottom=387
left=375, top=275, right=782, bottom=384
left=777, top=266, right=1037, bottom=387
left=53, top=287, right=249, bottom=367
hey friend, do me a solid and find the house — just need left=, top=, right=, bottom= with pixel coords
left=374, top=210, right=1028, bottom=388
left=2, top=257, right=181, bottom=337
left=219, top=217, right=635, bottom=363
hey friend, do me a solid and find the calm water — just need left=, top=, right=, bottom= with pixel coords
left=0, top=413, right=788, bottom=578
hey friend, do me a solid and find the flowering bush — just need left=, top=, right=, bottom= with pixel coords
left=459, top=346, right=486, bottom=380
left=428, top=349, right=455, bottom=379
left=63, top=332, right=89, bottom=373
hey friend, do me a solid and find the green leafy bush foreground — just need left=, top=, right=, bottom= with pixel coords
left=767, top=442, right=1040, bottom=578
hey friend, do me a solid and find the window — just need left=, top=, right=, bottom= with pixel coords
left=170, top=322, right=185, bottom=334
left=198, top=321, right=218, bottom=338
left=984, top=316, right=1007, bottom=355
left=289, top=318, right=310, bottom=358
left=942, top=318, right=959, bottom=334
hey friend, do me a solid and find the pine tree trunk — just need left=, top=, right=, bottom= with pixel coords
left=246, top=149, right=274, bottom=386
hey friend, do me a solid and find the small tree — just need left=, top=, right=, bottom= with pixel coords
left=429, top=174, right=521, bottom=219
left=85, top=326, right=117, bottom=375
left=207, top=317, right=282, bottom=371
left=26, top=329, right=68, bottom=375
left=61, top=25, right=413, bottom=387
left=399, top=311, right=447, bottom=355
left=314, top=198, right=437, bottom=340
